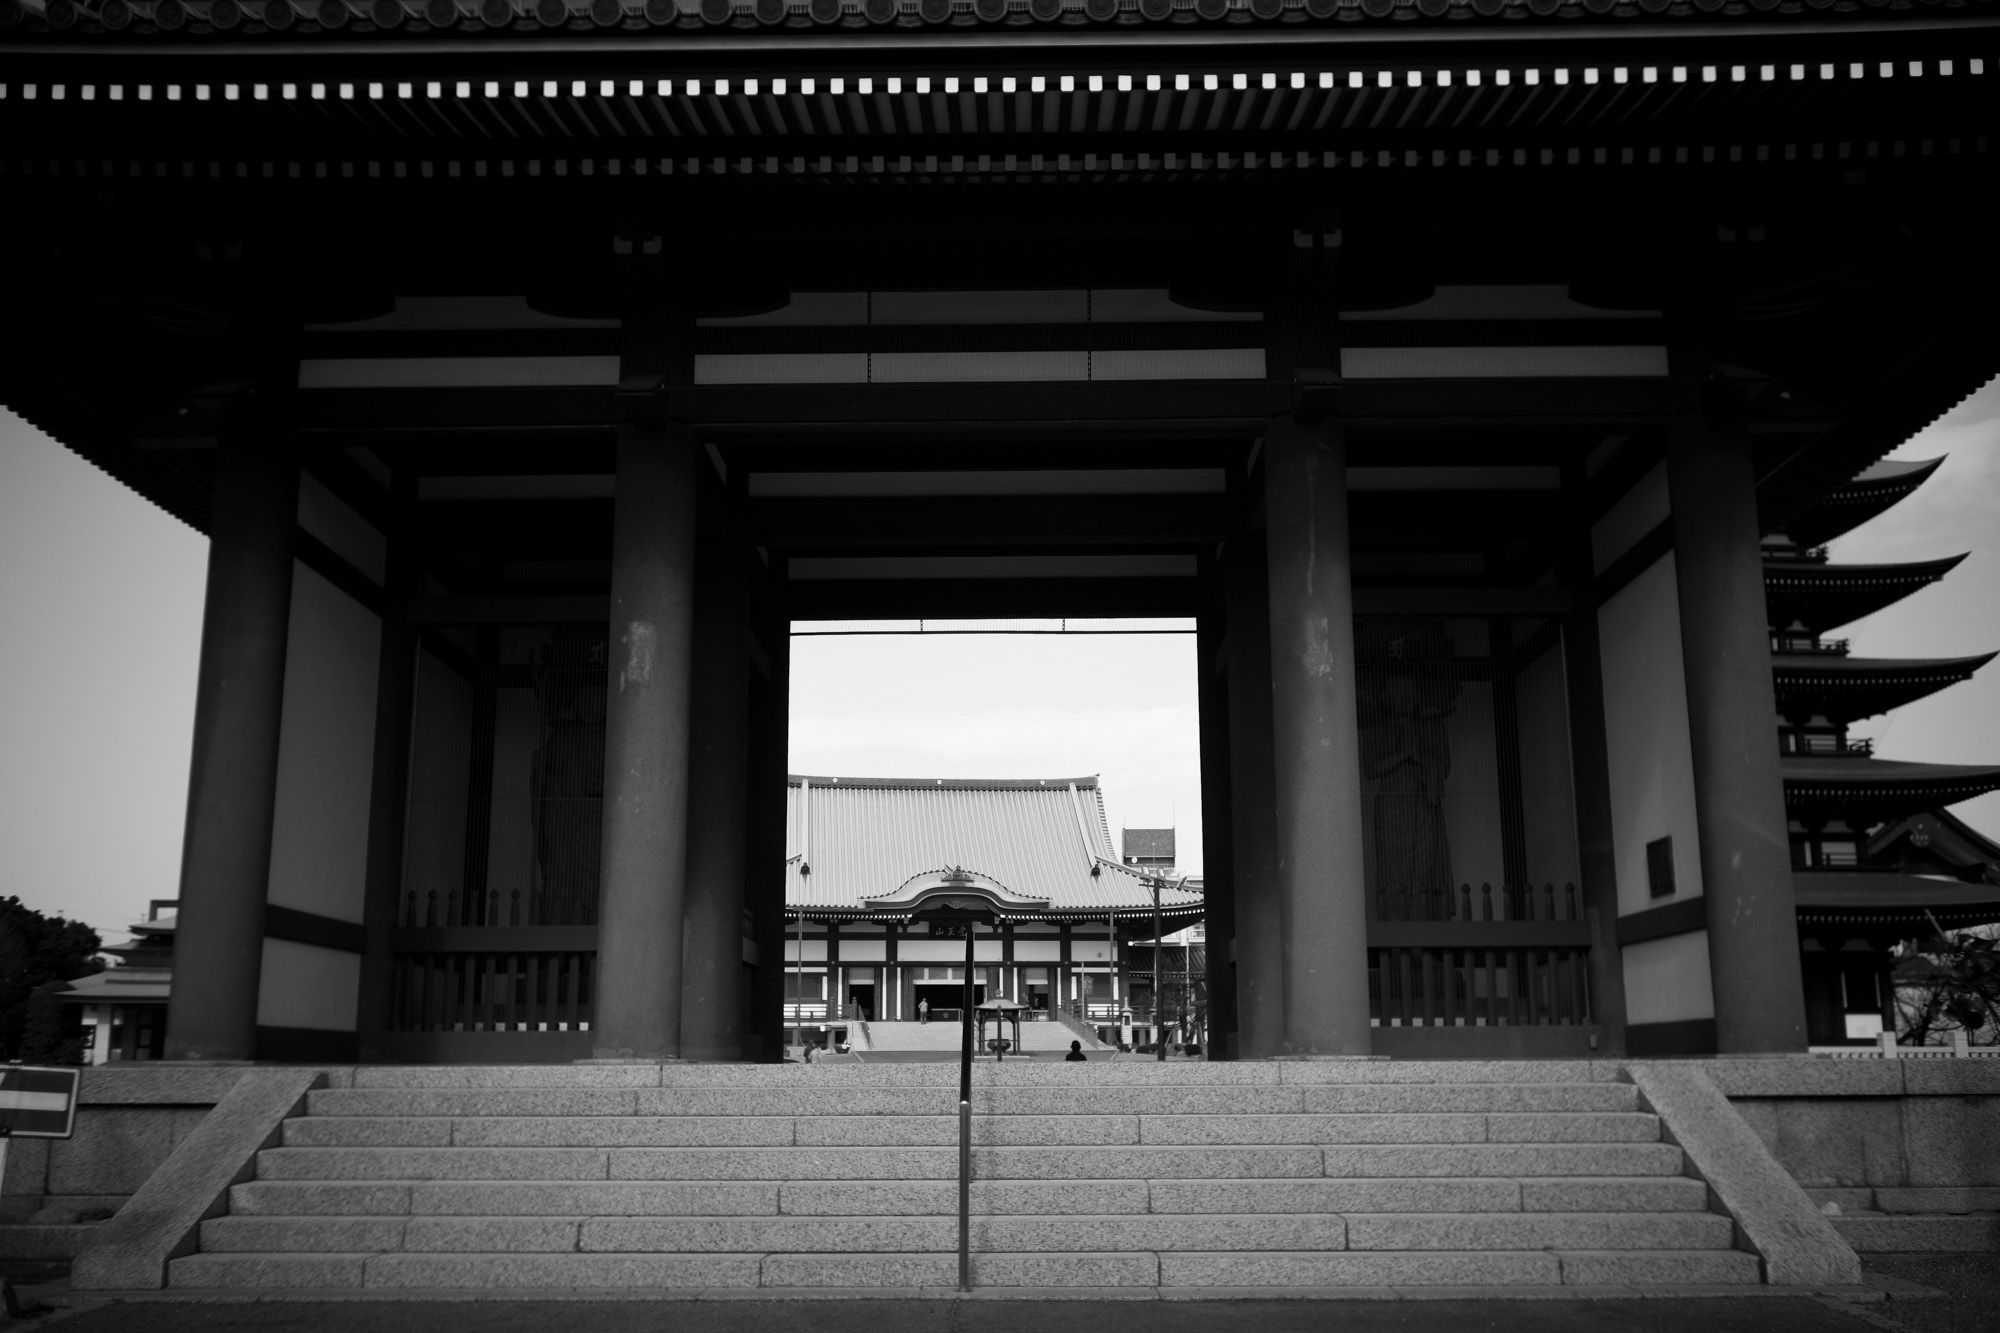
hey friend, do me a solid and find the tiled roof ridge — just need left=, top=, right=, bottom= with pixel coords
left=10, top=0, right=1994, bottom=41
left=787, top=773, right=1099, bottom=790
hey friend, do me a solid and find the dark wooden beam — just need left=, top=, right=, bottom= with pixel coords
left=290, top=376, right=1678, bottom=436
left=744, top=495, right=1226, bottom=547
left=786, top=575, right=1201, bottom=621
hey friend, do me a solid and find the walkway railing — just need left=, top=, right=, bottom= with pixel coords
left=389, top=949, right=594, bottom=1033
left=784, top=1003, right=865, bottom=1022
left=1056, top=1003, right=1114, bottom=1048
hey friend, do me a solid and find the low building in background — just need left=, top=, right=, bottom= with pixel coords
left=782, top=775, right=1201, bottom=1053
left=59, top=901, right=175, bottom=1064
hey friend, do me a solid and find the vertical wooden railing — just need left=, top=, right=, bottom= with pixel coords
left=388, top=946, right=596, bottom=1033
left=1366, top=882, right=1592, bottom=1028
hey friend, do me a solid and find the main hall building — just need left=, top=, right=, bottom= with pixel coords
left=2, top=0, right=1996, bottom=1065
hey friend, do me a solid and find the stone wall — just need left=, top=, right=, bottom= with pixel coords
left=1, top=1066, right=277, bottom=1223
left=1703, top=1058, right=2000, bottom=1208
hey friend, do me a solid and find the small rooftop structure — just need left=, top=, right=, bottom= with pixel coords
left=1122, top=828, right=1177, bottom=868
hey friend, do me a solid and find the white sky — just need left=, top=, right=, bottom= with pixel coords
left=2, top=380, right=1995, bottom=946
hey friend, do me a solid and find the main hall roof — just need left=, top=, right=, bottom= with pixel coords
left=784, top=774, right=1201, bottom=917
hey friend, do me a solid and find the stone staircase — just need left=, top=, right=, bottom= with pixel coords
left=862, top=1020, right=1109, bottom=1054
left=170, top=1062, right=1760, bottom=1292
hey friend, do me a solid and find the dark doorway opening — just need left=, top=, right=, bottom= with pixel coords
left=914, top=983, right=984, bottom=1020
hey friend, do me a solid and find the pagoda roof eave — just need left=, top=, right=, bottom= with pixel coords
left=1782, top=456, right=1947, bottom=548
left=1771, top=650, right=1997, bottom=720
left=1771, top=651, right=1998, bottom=679
left=1783, top=757, right=2000, bottom=819
left=1794, top=869, right=2000, bottom=930
left=1763, top=554, right=1969, bottom=633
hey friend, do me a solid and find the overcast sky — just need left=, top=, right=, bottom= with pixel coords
left=2, top=381, right=1995, bottom=946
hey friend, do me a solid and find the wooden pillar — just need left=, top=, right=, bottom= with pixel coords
left=165, top=410, right=299, bottom=1062
left=356, top=471, right=420, bottom=1058
left=591, top=423, right=699, bottom=1060
left=1224, top=528, right=1285, bottom=1058
left=679, top=532, right=751, bottom=1061
left=1667, top=413, right=1808, bottom=1053
left=1197, top=586, right=1239, bottom=1058
left=1559, top=459, right=1630, bottom=1053
left=1262, top=416, right=1372, bottom=1057
left=745, top=602, right=791, bottom=1060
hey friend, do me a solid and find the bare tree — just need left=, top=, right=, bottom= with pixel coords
left=1896, top=922, right=2000, bottom=1047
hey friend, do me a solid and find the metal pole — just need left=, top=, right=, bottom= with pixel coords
left=1153, top=881, right=1165, bottom=1061
left=958, top=924, right=975, bottom=1292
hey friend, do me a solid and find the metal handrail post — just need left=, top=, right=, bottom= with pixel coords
left=958, top=924, right=975, bottom=1292
left=1153, top=880, right=1165, bottom=1062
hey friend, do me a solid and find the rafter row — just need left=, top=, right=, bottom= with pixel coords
left=2, top=54, right=1989, bottom=145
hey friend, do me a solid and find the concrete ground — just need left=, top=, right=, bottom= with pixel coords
left=9, top=1259, right=1993, bottom=1333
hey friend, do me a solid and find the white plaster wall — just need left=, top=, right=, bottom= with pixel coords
left=1071, top=938, right=1115, bottom=964
left=265, top=563, right=380, bottom=925
left=784, top=939, right=830, bottom=962
left=1591, top=460, right=1670, bottom=574
left=401, top=650, right=472, bottom=920
left=838, top=940, right=888, bottom=962
left=255, top=938, right=363, bottom=1031
left=1012, top=940, right=1063, bottom=962
left=1622, top=931, right=1716, bottom=1024
left=1597, top=555, right=1704, bottom=917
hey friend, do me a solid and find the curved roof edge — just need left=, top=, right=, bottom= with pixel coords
left=1794, top=870, right=2000, bottom=928
left=1782, top=455, right=1947, bottom=548
left=1783, top=758, right=2000, bottom=816
left=1771, top=650, right=2000, bottom=680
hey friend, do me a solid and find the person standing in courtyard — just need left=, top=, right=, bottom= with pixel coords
left=918, top=998, right=929, bottom=1025
left=1066, top=1040, right=1087, bottom=1062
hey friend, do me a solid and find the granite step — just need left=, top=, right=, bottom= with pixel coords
left=1158, top=1248, right=1762, bottom=1287
left=182, top=1066, right=1745, bottom=1294
left=198, top=1210, right=1733, bottom=1256
left=169, top=1249, right=1170, bottom=1289
left=342, top=1061, right=1627, bottom=1089
left=255, top=1143, right=1352, bottom=1182
left=228, top=1173, right=1712, bottom=1218
left=168, top=1246, right=1761, bottom=1290
left=278, top=1110, right=1660, bottom=1149
left=1830, top=1213, right=2000, bottom=1252
left=254, top=1141, right=1684, bottom=1183
left=302, top=1082, right=1638, bottom=1119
